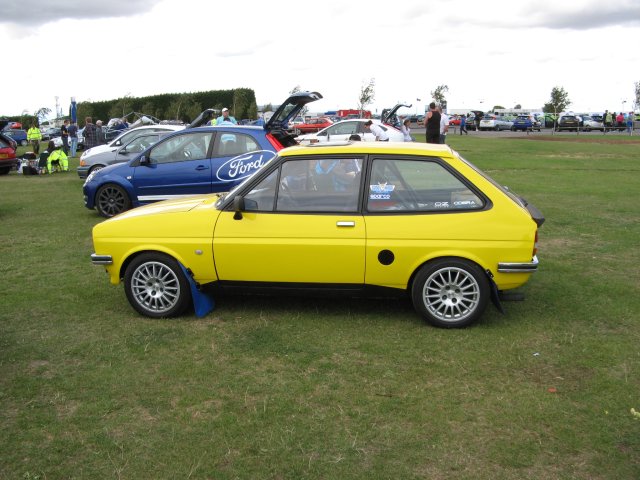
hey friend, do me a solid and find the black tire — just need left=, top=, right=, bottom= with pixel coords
left=96, top=183, right=131, bottom=218
left=20, top=140, right=28, bottom=146
left=124, top=252, right=191, bottom=318
left=411, top=258, right=489, bottom=328
left=88, top=164, right=105, bottom=175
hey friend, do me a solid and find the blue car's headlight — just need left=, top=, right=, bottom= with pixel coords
left=84, top=171, right=97, bottom=186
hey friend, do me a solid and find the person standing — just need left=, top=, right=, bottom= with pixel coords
left=215, top=108, right=238, bottom=125
left=605, top=110, right=613, bottom=131
left=438, top=106, right=449, bottom=144
left=95, top=120, right=106, bottom=145
left=364, top=120, right=389, bottom=141
left=459, top=114, right=468, bottom=135
left=27, top=123, right=42, bottom=154
left=425, top=102, right=441, bottom=144
left=83, top=117, right=98, bottom=150
left=400, top=118, right=413, bottom=141
left=627, top=112, right=634, bottom=134
left=60, top=119, right=70, bottom=155
left=68, top=121, right=79, bottom=158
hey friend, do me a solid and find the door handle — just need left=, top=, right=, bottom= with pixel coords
left=195, top=165, right=209, bottom=171
left=336, top=221, right=355, bottom=227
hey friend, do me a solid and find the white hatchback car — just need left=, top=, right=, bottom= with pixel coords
left=297, top=119, right=404, bottom=144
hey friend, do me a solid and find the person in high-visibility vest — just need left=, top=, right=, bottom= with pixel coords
left=27, top=124, right=42, bottom=154
left=47, top=145, right=68, bottom=173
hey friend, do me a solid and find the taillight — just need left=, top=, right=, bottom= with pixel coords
left=266, top=133, right=284, bottom=150
left=533, top=230, right=539, bottom=257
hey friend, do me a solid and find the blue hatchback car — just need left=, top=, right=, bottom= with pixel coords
left=83, top=91, right=322, bottom=217
left=2, top=128, right=28, bottom=146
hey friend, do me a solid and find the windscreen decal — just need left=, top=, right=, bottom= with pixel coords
left=215, top=150, right=276, bottom=182
left=369, top=182, right=395, bottom=200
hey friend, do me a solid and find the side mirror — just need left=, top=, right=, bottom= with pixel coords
left=140, top=154, right=150, bottom=165
left=232, top=195, right=245, bottom=220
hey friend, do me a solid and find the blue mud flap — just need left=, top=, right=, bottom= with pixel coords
left=179, top=263, right=215, bottom=318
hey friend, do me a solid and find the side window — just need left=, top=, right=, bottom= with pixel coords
left=126, top=134, right=158, bottom=153
left=213, top=132, right=260, bottom=157
left=367, top=159, right=484, bottom=212
left=244, top=170, right=278, bottom=212
left=333, top=122, right=359, bottom=136
left=148, top=131, right=212, bottom=164
left=276, top=157, right=362, bottom=212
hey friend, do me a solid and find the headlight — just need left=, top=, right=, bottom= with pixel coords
left=84, top=171, right=96, bottom=186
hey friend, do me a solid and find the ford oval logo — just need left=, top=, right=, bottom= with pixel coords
left=215, top=150, right=276, bottom=182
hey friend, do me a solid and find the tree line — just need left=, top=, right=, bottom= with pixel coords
left=3, top=88, right=259, bottom=127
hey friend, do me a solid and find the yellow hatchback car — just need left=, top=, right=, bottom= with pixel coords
left=91, top=142, right=544, bottom=328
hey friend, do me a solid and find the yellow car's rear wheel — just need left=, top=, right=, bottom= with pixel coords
left=412, top=258, right=489, bottom=328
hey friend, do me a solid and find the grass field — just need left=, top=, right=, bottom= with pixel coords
left=1, top=135, right=639, bottom=479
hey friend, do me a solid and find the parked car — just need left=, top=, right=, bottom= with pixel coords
left=0, top=120, right=18, bottom=151
left=90, top=141, right=544, bottom=327
left=83, top=91, right=323, bottom=217
left=41, top=127, right=62, bottom=141
left=291, top=117, right=333, bottom=135
left=479, top=115, right=514, bottom=131
left=52, top=127, right=85, bottom=150
left=79, top=125, right=185, bottom=163
left=2, top=128, right=28, bottom=146
left=406, top=115, right=425, bottom=126
left=296, top=119, right=404, bottom=144
left=580, top=115, right=604, bottom=132
left=511, top=115, right=541, bottom=132
left=77, top=133, right=164, bottom=179
left=0, top=134, right=18, bottom=174
left=381, top=103, right=412, bottom=129
left=556, top=115, right=581, bottom=131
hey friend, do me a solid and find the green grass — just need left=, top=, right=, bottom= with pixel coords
left=1, top=136, right=640, bottom=479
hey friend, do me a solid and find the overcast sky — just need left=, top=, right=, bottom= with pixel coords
left=1, top=0, right=639, bottom=119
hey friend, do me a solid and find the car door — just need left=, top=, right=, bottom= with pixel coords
left=213, top=156, right=366, bottom=285
left=131, top=130, right=214, bottom=203
left=363, top=156, right=488, bottom=289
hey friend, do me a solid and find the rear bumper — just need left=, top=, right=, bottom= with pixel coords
left=91, top=254, right=113, bottom=265
left=498, top=255, right=539, bottom=273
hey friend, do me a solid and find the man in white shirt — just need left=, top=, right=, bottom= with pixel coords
left=438, top=106, right=449, bottom=144
left=364, top=120, right=389, bottom=141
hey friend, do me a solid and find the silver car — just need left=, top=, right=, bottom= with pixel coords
left=479, top=115, right=514, bottom=131
left=76, top=133, right=162, bottom=179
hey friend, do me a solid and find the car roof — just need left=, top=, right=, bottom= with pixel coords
left=279, top=141, right=455, bottom=157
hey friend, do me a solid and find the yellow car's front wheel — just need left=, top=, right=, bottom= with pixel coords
left=124, top=252, right=191, bottom=318
left=412, top=258, right=489, bottom=328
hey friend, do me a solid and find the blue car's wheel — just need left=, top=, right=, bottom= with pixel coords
left=96, top=183, right=131, bottom=218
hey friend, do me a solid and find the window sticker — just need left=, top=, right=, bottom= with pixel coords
left=369, top=182, right=395, bottom=200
